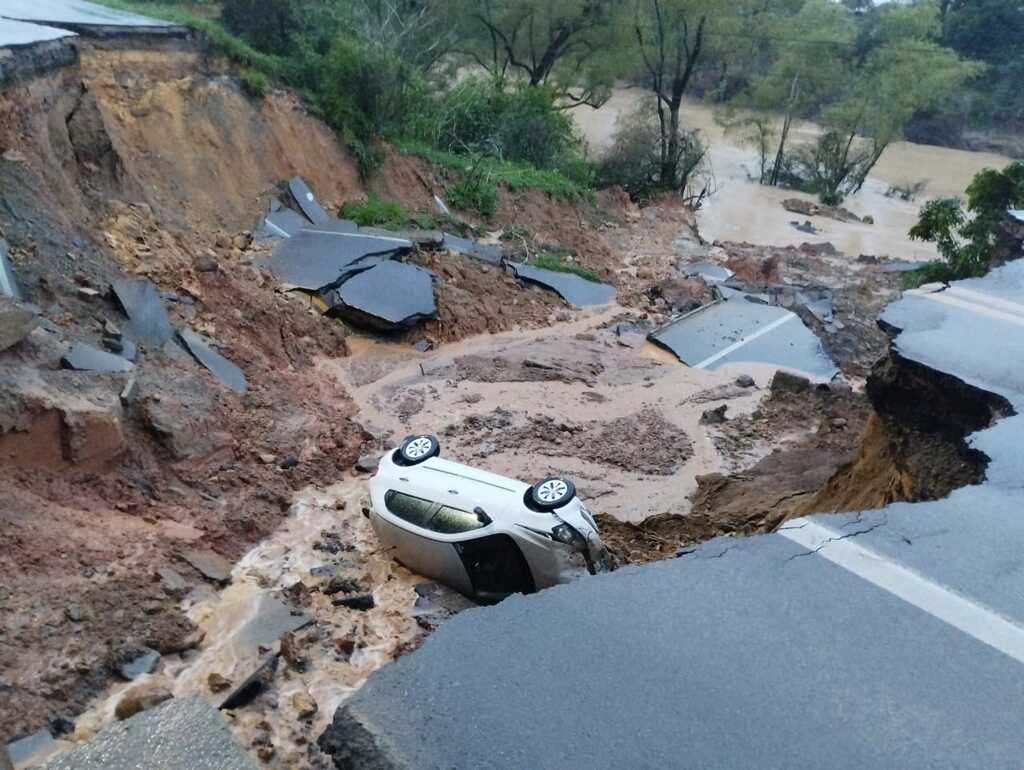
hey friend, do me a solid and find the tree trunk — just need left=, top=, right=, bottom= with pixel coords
left=769, top=75, right=800, bottom=186
left=663, top=98, right=682, bottom=188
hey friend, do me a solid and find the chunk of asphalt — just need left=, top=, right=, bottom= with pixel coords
left=61, top=342, right=135, bottom=372
left=306, top=218, right=360, bottom=235
left=0, top=239, right=22, bottom=299
left=680, top=260, right=734, bottom=283
left=333, top=594, right=375, bottom=611
left=253, top=206, right=309, bottom=240
left=322, top=261, right=436, bottom=331
left=0, top=296, right=37, bottom=352
left=235, top=593, right=312, bottom=654
left=257, top=231, right=410, bottom=291
left=179, top=548, right=233, bottom=585
left=442, top=233, right=503, bottom=265
left=177, top=328, right=247, bottom=394
left=288, top=176, right=330, bottom=226
left=510, top=262, right=616, bottom=307
left=110, top=278, right=175, bottom=347
left=219, top=654, right=279, bottom=711
left=43, top=696, right=257, bottom=770
left=7, top=729, right=57, bottom=769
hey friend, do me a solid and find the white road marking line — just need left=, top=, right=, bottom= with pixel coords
left=946, top=286, right=1024, bottom=319
left=781, top=518, right=1024, bottom=665
left=695, top=312, right=796, bottom=369
left=0, top=269, right=13, bottom=297
left=916, top=290, right=1024, bottom=328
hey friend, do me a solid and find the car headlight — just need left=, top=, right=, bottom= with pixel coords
left=552, top=523, right=588, bottom=552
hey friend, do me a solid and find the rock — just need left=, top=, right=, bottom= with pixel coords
left=279, top=632, right=306, bottom=672
left=156, top=567, right=190, bottom=597
left=257, top=452, right=275, bottom=464
left=219, top=655, right=279, bottom=711
left=323, top=576, right=363, bottom=596
left=355, top=454, right=379, bottom=473
left=700, top=405, right=728, bottom=425
left=412, top=339, right=433, bottom=353
left=291, top=692, right=318, bottom=721
left=420, top=358, right=455, bottom=377
left=195, top=255, right=218, bottom=272
left=179, top=548, right=233, bottom=584
left=862, top=215, right=874, bottom=225
left=831, top=417, right=849, bottom=429
left=279, top=456, right=299, bottom=470
left=117, top=648, right=160, bottom=681
left=115, top=682, right=173, bottom=720
left=5, top=729, right=56, bottom=769
left=207, top=673, right=232, bottom=693
left=62, top=342, right=135, bottom=373
left=0, top=297, right=37, bottom=352
left=735, top=374, right=756, bottom=388
left=333, top=594, right=375, bottom=611
left=770, top=370, right=812, bottom=394
left=49, top=716, right=75, bottom=738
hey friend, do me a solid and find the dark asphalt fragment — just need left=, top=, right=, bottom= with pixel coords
left=253, top=206, right=309, bottom=240
left=61, top=342, right=135, bottom=372
left=110, top=278, right=175, bottom=347
left=257, top=231, right=410, bottom=291
left=289, top=177, right=330, bottom=226
left=510, top=262, right=616, bottom=307
left=322, top=261, right=436, bottom=331
left=219, top=655, right=279, bottom=711
left=333, top=594, right=375, bottom=611
left=177, top=328, right=247, bottom=394
left=442, top=233, right=503, bottom=265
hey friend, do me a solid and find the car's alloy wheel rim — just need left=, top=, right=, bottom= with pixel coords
left=405, top=437, right=434, bottom=459
left=537, top=479, right=569, bottom=503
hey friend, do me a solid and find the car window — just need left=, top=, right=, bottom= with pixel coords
left=384, top=491, right=437, bottom=528
left=429, top=505, right=486, bottom=534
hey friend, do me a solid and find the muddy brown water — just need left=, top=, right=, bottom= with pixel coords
left=572, top=88, right=1013, bottom=262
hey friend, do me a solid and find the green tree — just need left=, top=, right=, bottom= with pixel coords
left=221, top=0, right=297, bottom=55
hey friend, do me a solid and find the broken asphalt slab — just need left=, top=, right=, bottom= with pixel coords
left=0, top=15, right=76, bottom=46
left=61, top=341, right=135, bottom=373
left=179, top=548, right=233, bottom=584
left=680, top=260, right=733, bottom=283
left=43, top=696, right=256, bottom=770
left=257, top=231, right=411, bottom=291
left=288, top=176, right=330, bottom=226
left=442, top=233, right=503, bottom=265
left=510, top=262, right=616, bottom=307
left=110, top=278, right=175, bottom=348
left=323, top=261, right=436, bottom=331
left=253, top=205, right=309, bottom=241
left=319, top=262, right=1024, bottom=770
left=177, top=328, right=247, bottom=394
left=1, top=0, right=185, bottom=32
left=650, top=292, right=837, bottom=379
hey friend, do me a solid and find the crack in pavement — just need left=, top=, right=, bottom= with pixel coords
left=784, top=514, right=890, bottom=564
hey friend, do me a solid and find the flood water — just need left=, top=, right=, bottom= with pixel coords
left=573, top=87, right=1013, bottom=262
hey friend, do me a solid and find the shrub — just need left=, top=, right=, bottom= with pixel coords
left=339, top=195, right=408, bottom=229
left=530, top=253, right=602, bottom=283
left=221, top=0, right=297, bottom=55
left=448, top=177, right=498, bottom=219
left=240, top=69, right=268, bottom=98
left=885, top=180, right=928, bottom=202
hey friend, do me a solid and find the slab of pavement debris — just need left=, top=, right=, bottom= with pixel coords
left=308, top=218, right=361, bottom=235
left=235, top=593, right=312, bottom=654
left=323, top=261, right=436, bottom=331
left=681, top=260, right=734, bottom=283
left=442, top=233, right=503, bottom=265
left=258, top=231, right=411, bottom=291
left=7, top=728, right=58, bottom=768
left=0, top=296, right=37, bottom=352
left=43, top=696, right=256, bottom=770
left=288, top=176, right=330, bottom=226
left=179, top=548, right=233, bottom=584
left=0, top=240, right=22, bottom=299
left=177, top=328, right=247, bottom=393
left=650, top=292, right=837, bottom=379
left=61, top=341, right=135, bottom=372
left=110, top=278, right=176, bottom=348
left=510, top=262, right=616, bottom=307
left=0, top=15, right=73, bottom=48
left=1, top=0, right=181, bottom=29
left=253, top=204, right=309, bottom=241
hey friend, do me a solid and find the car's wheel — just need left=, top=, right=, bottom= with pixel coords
left=399, top=434, right=440, bottom=465
left=530, top=476, right=576, bottom=511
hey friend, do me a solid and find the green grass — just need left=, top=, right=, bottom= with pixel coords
left=95, top=1, right=288, bottom=80
left=340, top=194, right=408, bottom=229
left=394, top=139, right=593, bottom=202
left=530, top=253, right=602, bottom=283
left=901, top=260, right=958, bottom=289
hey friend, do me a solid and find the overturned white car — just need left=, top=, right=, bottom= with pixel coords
left=368, top=435, right=610, bottom=601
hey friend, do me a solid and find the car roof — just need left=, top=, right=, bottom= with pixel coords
left=388, top=456, right=532, bottom=517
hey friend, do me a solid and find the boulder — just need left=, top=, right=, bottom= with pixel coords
left=115, top=682, right=173, bottom=720
left=0, top=297, right=36, bottom=352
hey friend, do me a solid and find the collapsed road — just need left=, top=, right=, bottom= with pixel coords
left=319, top=263, right=1024, bottom=769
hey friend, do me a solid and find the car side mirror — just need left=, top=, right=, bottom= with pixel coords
left=473, top=507, right=492, bottom=526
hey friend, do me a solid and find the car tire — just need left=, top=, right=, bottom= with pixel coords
left=398, top=434, right=440, bottom=465
left=529, top=476, right=576, bottom=511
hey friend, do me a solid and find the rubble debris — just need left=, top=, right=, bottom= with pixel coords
left=323, top=576, right=363, bottom=596
left=61, top=342, right=135, bottom=372
left=355, top=454, right=379, bottom=473
left=0, top=239, right=23, bottom=299
left=0, top=296, right=36, bottom=352
left=323, top=261, right=436, bottom=331
left=442, top=233, right=503, bottom=265
left=48, top=697, right=256, bottom=770
left=110, top=278, right=175, bottom=348
left=288, top=176, right=330, bottom=226
left=291, top=692, right=318, bottom=721
left=155, top=567, right=189, bottom=597
left=510, top=262, right=616, bottom=307
left=649, top=292, right=837, bottom=379
left=782, top=197, right=867, bottom=224
left=179, top=548, right=233, bottom=585
left=736, top=374, right=756, bottom=388
left=102, top=334, right=137, bottom=362
left=114, top=682, right=172, bottom=720
left=116, top=648, right=160, bottom=681
left=680, top=261, right=733, bottom=283
left=333, top=594, right=375, bottom=611
left=219, top=654, right=279, bottom=711
left=207, top=673, right=232, bottom=694
left=257, top=231, right=410, bottom=291
left=235, top=594, right=312, bottom=654
left=177, top=328, right=247, bottom=394
left=6, top=728, right=57, bottom=769
left=700, top=405, right=728, bottom=425
left=419, top=357, right=455, bottom=377
left=770, top=370, right=812, bottom=394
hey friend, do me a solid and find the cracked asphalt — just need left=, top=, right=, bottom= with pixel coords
left=322, top=263, right=1024, bottom=769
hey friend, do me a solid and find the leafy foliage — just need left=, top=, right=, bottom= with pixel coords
left=530, top=253, right=602, bottom=283
left=339, top=195, right=409, bottom=229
